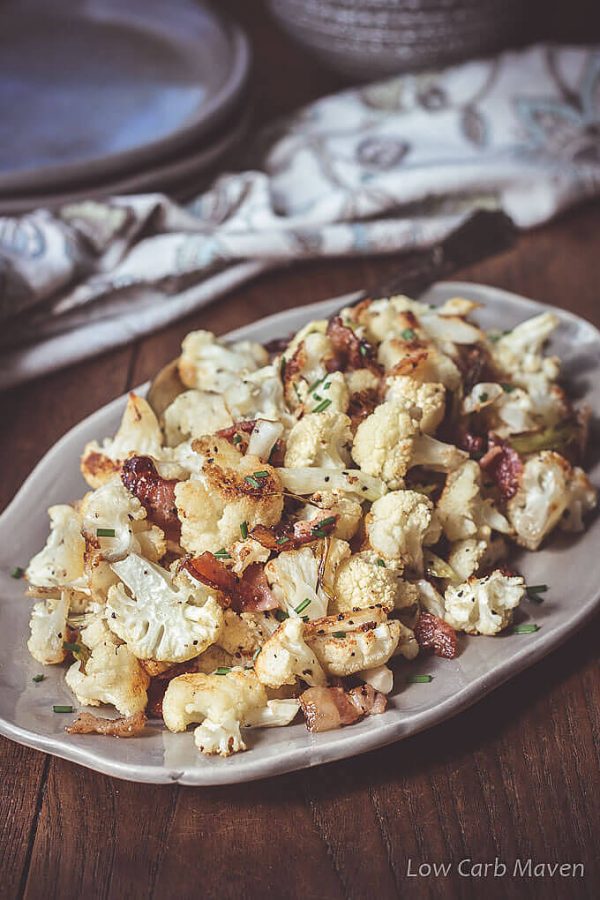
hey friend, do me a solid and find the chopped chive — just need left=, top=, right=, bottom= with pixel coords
left=311, top=530, right=326, bottom=538
left=294, top=598, right=311, bottom=615
left=253, top=470, right=269, bottom=479
left=407, top=674, right=433, bottom=684
left=233, top=434, right=243, bottom=445
left=312, top=393, right=322, bottom=402
left=401, top=328, right=416, bottom=341
left=323, top=382, right=331, bottom=390
left=312, top=398, right=332, bottom=413
left=96, top=527, right=116, bottom=538
left=252, top=646, right=262, bottom=661
left=240, top=521, right=248, bottom=540
left=244, top=475, right=260, bottom=490
left=275, top=609, right=289, bottom=622
left=214, top=667, right=231, bottom=676
left=293, top=381, right=302, bottom=400
left=317, top=516, right=336, bottom=528
left=501, top=382, right=516, bottom=393
left=11, top=566, right=25, bottom=579
left=526, top=584, right=548, bottom=604
left=376, top=558, right=386, bottom=567
left=214, top=549, right=231, bottom=560
left=479, top=392, right=489, bottom=403
left=53, top=705, right=73, bottom=713
left=307, top=375, right=326, bottom=393
left=280, top=356, right=287, bottom=379
left=62, top=641, right=81, bottom=655
left=32, top=674, right=45, bottom=683
left=359, top=344, right=368, bottom=357
left=301, top=615, right=310, bottom=622
left=513, top=623, right=539, bottom=634
left=332, top=631, right=346, bottom=638
left=276, top=535, right=290, bottom=545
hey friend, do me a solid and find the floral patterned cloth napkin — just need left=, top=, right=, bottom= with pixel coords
left=1, top=44, right=599, bottom=389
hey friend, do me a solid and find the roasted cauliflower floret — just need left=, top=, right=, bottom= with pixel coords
left=282, top=327, right=334, bottom=410
left=352, top=402, right=465, bottom=488
left=228, top=538, right=270, bottom=576
left=81, top=393, right=163, bottom=488
left=444, top=570, right=526, bottom=635
left=330, top=551, right=418, bottom=614
left=175, top=455, right=283, bottom=555
left=163, top=667, right=298, bottom=756
left=218, top=609, right=260, bottom=657
left=224, top=365, right=294, bottom=426
left=26, top=505, right=85, bottom=590
left=366, top=491, right=441, bottom=572
left=284, top=410, right=352, bottom=469
left=507, top=451, right=596, bottom=550
left=305, top=607, right=401, bottom=677
left=265, top=546, right=330, bottom=620
left=106, top=554, right=223, bottom=662
left=385, top=376, right=446, bottom=434
left=254, top=618, right=327, bottom=688
left=178, top=330, right=268, bottom=393
left=80, top=477, right=166, bottom=563
left=298, top=489, right=362, bottom=541
left=163, top=390, right=232, bottom=447
left=378, top=339, right=462, bottom=390
left=437, top=460, right=511, bottom=542
left=561, top=466, right=597, bottom=532
left=489, top=312, right=560, bottom=385
left=27, top=592, right=69, bottom=665
left=65, top=616, right=150, bottom=716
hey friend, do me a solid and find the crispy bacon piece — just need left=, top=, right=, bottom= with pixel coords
left=184, top=553, right=278, bottom=612
left=121, top=456, right=181, bottom=541
left=480, top=434, right=523, bottom=500
left=414, top=611, right=458, bottom=659
left=326, top=316, right=379, bottom=372
left=300, top=685, right=387, bottom=733
left=348, top=388, right=380, bottom=429
left=215, top=419, right=256, bottom=451
left=347, top=684, right=387, bottom=717
left=184, top=552, right=238, bottom=597
left=66, top=711, right=147, bottom=737
left=250, top=515, right=337, bottom=553
left=263, top=336, right=291, bottom=354
left=235, top=563, right=279, bottom=612
left=456, top=344, right=495, bottom=393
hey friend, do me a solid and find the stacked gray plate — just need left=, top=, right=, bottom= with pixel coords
left=0, top=0, right=251, bottom=214
left=268, top=0, right=527, bottom=79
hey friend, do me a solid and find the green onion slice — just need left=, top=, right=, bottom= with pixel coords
left=11, top=566, right=25, bottom=579
left=332, top=631, right=346, bottom=638
left=96, top=527, right=116, bottom=538
left=407, top=674, right=433, bottom=684
left=275, top=609, right=290, bottom=622
left=53, top=705, right=73, bottom=713
left=214, top=667, right=231, bottom=676
left=214, top=549, right=231, bottom=560
left=32, top=674, right=45, bottom=683
left=312, top=398, right=332, bottom=413
left=513, top=623, right=539, bottom=634
left=401, top=328, right=416, bottom=340
left=240, top=521, right=248, bottom=540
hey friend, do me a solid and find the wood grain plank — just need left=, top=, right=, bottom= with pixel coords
left=0, top=741, right=49, bottom=900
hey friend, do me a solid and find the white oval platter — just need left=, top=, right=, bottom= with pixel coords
left=0, top=281, right=598, bottom=785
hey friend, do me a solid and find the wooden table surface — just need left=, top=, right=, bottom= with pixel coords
left=2, top=3, right=600, bottom=899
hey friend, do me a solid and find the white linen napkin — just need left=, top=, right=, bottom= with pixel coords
left=1, top=43, right=599, bottom=389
